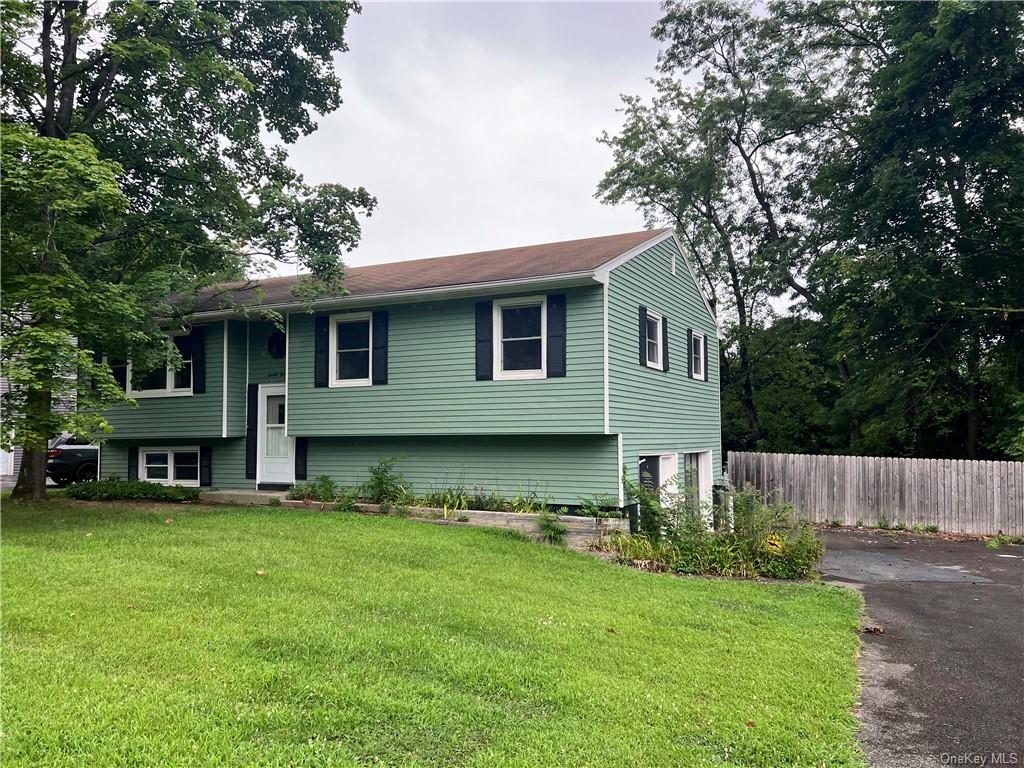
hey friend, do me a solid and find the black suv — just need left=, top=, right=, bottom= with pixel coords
left=46, top=437, right=98, bottom=486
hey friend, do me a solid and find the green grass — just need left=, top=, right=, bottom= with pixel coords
left=1, top=501, right=864, bottom=767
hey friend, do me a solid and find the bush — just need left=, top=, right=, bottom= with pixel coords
left=332, top=486, right=361, bottom=513
left=468, top=488, right=508, bottom=512
left=574, top=495, right=623, bottom=518
left=360, top=458, right=413, bottom=507
left=65, top=480, right=201, bottom=503
left=420, top=484, right=469, bottom=515
left=537, top=507, right=568, bottom=546
left=596, top=487, right=824, bottom=580
left=287, top=475, right=338, bottom=502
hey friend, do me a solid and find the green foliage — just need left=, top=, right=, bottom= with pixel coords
left=64, top=480, right=200, bottom=503
left=575, top=495, right=624, bottom=519
left=359, top=458, right=413, bottom=507
left=536, top=508, right=568, bottom=546
left=599, top=1, right=1024, bottom=461
left=287, top=475, right=338, bottom=502
left=468, top=489, right=508, bottom=512
left=985, top=534, right=1024, bottom=549
left=1, top=2, right=374, bottom=498
left=332, top=487, right=361, bottom=514
left=925, top=524, right=940, bottom=534
left=420, top=485, right=469, bottom=515
left=507, top=489, right=550, bottom=516
left=598, top=489, right=824, bottom=580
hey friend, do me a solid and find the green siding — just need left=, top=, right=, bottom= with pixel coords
left=225, top=320, right=248, bottom=437
left=104, top=322, right=225, bottom=440
left=248, top=320, right=285, bottom=385
left=287, top=287, right=605, bottom=436
left=608, top=238, right=722, bottom=484
left=305, top=435, right=619, bottom=505
left=100, top=438, right=251, bottom=489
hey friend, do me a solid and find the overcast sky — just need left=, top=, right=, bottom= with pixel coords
left=284, top=2, right=664, bottom=273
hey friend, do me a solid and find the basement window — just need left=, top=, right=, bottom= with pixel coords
left=139, top=447, right=200, bottom=487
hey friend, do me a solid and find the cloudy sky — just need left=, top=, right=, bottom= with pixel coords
left=285, top=2, right=664, bottom=273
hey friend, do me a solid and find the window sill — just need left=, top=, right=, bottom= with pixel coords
left=328, top=379, right=372, bottom=389
left=129, top=389, right=194, bottom=399
left=644, top=362, right=665, bottom=372
left=494, top=370, right=547, bottom=381
left=141, top=478, right=200, bottom=488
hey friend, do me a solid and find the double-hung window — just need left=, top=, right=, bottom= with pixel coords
left=126, top=335, right=193, bottom=397
left=139, top=448, right=200, bottom=487
left=690, top=331, right=706, bottom=381
left=494, top=296, right=546, bottom=380
left=329, top=312, right=372, bottom=387
left=645, top=311, right=663, bottom=370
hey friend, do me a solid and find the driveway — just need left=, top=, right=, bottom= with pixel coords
left=821, top=530, right=1024, bottom=768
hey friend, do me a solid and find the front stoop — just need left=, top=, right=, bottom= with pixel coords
left=198, top=489, right=288, bottom=506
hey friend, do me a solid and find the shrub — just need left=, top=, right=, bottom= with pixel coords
left=332, top=487, right=361, bottom=513
left=65, top=480, right=201, bottom=503
left=925, top=524, right=940, bottom=533
left=575, top=495, right=623, bottom=518
left=361, top=458, right=413, bottom=506
left=595, top=488, right=825, bottom=580
left=537, top=507, right=568, bottom=545
left=468, top=488, right=508, bottom=512
left=287, top=475, right=338, bottom=502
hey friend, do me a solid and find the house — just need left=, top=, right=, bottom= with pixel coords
left=97, top=228, right=721, bottom=507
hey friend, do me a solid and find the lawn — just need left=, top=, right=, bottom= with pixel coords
left=1, top=501, right=864, bottom=767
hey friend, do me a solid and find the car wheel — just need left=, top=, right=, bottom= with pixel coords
left=75, top=463, right=97, bottom=484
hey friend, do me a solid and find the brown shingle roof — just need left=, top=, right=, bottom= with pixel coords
left=191, top=228, right=671, bottom=314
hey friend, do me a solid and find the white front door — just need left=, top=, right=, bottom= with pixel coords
left=257, top=384, right=293, bottom=484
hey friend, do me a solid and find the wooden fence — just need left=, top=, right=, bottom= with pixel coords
left=727, top=451, right=1024, bottom=536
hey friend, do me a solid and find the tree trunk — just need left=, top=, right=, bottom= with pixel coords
left=10, top=387, right=52, bottom=501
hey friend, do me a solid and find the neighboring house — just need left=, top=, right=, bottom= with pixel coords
left=97, top=228, right=721, bottom=506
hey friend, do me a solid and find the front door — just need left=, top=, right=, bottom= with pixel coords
left=258, top=384, right=293, bottom=485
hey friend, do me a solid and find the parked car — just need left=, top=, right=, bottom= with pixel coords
left=46, top=437, right=98, bottom=486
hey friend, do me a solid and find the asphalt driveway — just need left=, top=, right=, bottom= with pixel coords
left=821, top=529, right=1024, bottom=768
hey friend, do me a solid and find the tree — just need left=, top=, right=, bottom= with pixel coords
left=600, top=0, right=1024, bottom=460
left=815, top=2, right=1024, bottom=458
left=598, top=0, right=864, bottom=446
left=1, top=1, right=375, bottom=498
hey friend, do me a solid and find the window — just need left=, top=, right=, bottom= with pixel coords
left=645, top=311, right=663, bottom=371
left=328, top=313, right=372, bottom=387
left=494, top=296, right=546, bottom=380
left=691, top=331, right=706, bottom=381
left=121, top=335, right=193, bottom=398
left=140, top=447, right=200, bottom=487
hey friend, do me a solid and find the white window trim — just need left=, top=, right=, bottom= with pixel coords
left=644, top=309, right=664, bottom=371
left=126, top=359, right=193, bottom=398
left=138, top=446, right=201, bottom=487
left=328, top=311, right=373, bottom=388
left=493, top=295, right=547, bottom=381
left=691, top=330, right=707, bottom=381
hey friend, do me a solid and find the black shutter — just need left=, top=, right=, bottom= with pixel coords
left=199, top=446, right=212, bottom=486
left=703, top=333, right=709, bottom=381
left=127, top=447, right=138, bottom=481
left=371, top=311, right=389, bottom=385
left=294, top=437, right=308, bottom=480
left=687, top=328, right=694, bottom=379
left=475, top=301, right=493, bottom=381
left=314, top=315, right=329, bottom=387
left=547, top=294, right=566, bottom=377
left=245, top=383, right=258, bottom=479
left=662, top=317, right=670, bottom=373
left=191, top=326, right=206, bottom=394
left=638, top=306, right=648, bottom=366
